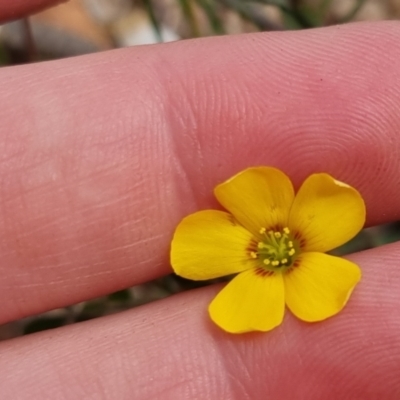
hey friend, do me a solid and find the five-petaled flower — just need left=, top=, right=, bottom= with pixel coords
left=171, top=167, right=365, bottom=333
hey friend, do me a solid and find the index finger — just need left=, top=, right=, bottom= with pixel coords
left=1, top=21, right=400, bottom=323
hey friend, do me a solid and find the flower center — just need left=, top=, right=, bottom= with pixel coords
left=250, top=227, right=297, bottom=270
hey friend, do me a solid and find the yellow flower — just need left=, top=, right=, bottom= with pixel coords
left=171, top=167, right=365, bottom=333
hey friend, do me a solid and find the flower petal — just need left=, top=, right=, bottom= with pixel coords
left=209, top=268, right=285, bottom=333
left=171, top=210, right=256, bottom=280
left=214, top=167, right=295, bottom=237
left=284, top=252, right=361, bottom=322
left=288, top=173, right=365, bottom=252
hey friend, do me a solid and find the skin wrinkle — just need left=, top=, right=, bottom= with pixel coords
left=26, top=242, right=152, bottom=278
left=134, top=307, right=198, bottom=398
left=220, top=330, right=283, bottom=398
left=226, top=345, right=254, bottom=400
left=163, top=344, right=201, bottom=397
left=164, top=66, right=207, bottom=210
left=11, top=192, right=138, bottom=240
left=161, top=49, right=222, bottom=203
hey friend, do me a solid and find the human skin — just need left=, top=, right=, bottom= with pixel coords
left=0, top=1, right=400, bottom=399
left=0, top=0, right=66, bottom=22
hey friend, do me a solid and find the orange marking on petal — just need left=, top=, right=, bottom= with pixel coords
left=254, top=268, right=274, bottom=277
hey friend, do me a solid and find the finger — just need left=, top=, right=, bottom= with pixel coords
left=1, top=22, right=400, bottom=323
left=0, top=0, right=66, bottom=22
left=1, top=243, right=399, bottom=399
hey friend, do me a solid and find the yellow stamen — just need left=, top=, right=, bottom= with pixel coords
left=256, top=227, right=297, bottom=271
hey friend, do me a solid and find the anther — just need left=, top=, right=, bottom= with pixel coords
left=263, top=259, right=270, bottom=265
left=257, top=242, right=265, bottom=249
left=271, top=260, right=280, bottom=267
left=259, top=227, right=266, bottom=234
left=281, top=258, right=288, bottom=264
left=250, top=251, right=258, bottom=259
left=288, top=241, right=294, bottom=248
left=288, top=249, right=295, bottom=256
left=274, top=232, right=282, bottom=239
left=283, top=227, right=290, bottom=235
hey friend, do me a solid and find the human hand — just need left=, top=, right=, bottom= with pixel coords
left=1, top=1, right=399, bottom=398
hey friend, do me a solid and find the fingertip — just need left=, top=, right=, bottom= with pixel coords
left=0, top=0, right=66, bottom=22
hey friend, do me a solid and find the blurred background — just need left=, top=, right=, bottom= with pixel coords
left=0, top=0, right=399, bottom=339
left=1, top=0, right=400, bottom=62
